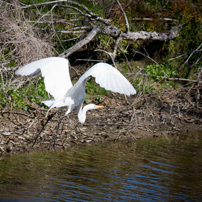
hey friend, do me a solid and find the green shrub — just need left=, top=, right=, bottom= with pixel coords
left=0, top=76, right=49, bottom=110
left=145, top=63, right=177, bottom=81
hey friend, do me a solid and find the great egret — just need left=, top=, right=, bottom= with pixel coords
left=15, top=57, right=136, bottom=145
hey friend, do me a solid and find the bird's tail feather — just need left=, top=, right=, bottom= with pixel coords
left=42, top=98, right=72, bottom=108
left=42, top=99, right=54, bottom=107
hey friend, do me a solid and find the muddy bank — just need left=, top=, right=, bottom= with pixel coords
left=1, top=88, right=202, bottom=156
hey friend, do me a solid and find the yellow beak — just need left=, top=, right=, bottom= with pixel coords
left=96, top=105, right=104, bottom=109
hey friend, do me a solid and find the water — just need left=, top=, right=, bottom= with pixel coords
left=0, top=131, right=202, bottom=201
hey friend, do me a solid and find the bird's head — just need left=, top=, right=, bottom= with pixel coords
left=78, top=104, right=104, bottom=123
left=86, top=104, right=104, bottom=111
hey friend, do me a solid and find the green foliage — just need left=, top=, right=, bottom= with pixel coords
left=127, top=0, right=202, bottom=79
left=0, top=75, right=110, bottom=109
left=165, top=20, right=202, bottom=78
left=85, top=78, right=108, bottom=96
left=133, top=63, right=177, bottom=91
left=84, top=77, right=109, bottom=103
left=133, top=76, right=153, bottom=94
left=0, top=77, right=49, bottom=110
left=145, top=63, right=177, bottom=81
left=19, top=0, right=202, bottom=71
left=1, top=0, right=202, bottom=110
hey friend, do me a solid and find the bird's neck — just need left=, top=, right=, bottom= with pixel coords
left=77, top=104, right=91, bottom=124
left=77, top=105, right=86, bottom=123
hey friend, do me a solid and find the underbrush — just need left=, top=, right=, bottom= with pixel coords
left=0, top=63, right=181, bottom=111
left=0, top=77, right=49, bottom=110
left=0, top=1, right=201, bottom=112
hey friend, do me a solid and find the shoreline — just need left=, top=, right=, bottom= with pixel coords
left=1, top=91, right=202, bottom=157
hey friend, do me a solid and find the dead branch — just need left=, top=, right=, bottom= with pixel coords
left=128, top=73, right=202, bottom=84
left=20, top=0, right=179, bottom=58
left=120, top=26, right=179, bottom=41
left=115, top=0, right=129, bottom=32
left=1, top=111, right=35, bottom=118
left=58, top=25, right=179, bottom=57
left=132, top=18, right=178, bottom=22
left=59, top=26, right=100, bottom=57
left=95, top=49, right=117, bottom=67
left=195, top=65, right=202, bottom=107
left=179, top=42, right=202, bottom=70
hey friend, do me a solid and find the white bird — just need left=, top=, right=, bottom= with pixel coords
left=15, top=57, right=136, bottom=124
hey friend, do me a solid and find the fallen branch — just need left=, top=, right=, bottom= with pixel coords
left=127, top=73, right=202, bottom=84
left=1, top=111, right=35, bottom=118
left=179, top=42, right=202, bottom=70
left=115, top=0, right=129, bottom=32
left=59, top=26, right=100, bottom=57
left=21, top=0, right=180, bottom=58
left=132, top=18, right=177, bottom=22
left=195, top=65, right=202, bottom=107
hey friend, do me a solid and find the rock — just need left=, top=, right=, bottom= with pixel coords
left=3, top=132, right=11, bottom=136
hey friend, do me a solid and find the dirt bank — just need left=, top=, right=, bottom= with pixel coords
left=1, top=87, right=202, bottom=156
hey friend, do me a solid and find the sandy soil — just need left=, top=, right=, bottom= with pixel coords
left=1, top=88, right=202, bottom=156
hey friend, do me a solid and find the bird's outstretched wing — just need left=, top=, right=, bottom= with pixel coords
left=74, top=63, right=136, bottom=96
left=15, top=57, right=73, bottom=99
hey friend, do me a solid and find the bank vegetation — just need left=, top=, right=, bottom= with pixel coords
left=0, top=0, right=202, bottom=154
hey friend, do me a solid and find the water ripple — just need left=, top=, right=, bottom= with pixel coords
left=1, top=132, right=202, bottom=201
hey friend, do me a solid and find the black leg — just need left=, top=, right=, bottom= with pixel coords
left=32, top=112, right=56, bottom=147
left=49, top=114, right=66, bottom=149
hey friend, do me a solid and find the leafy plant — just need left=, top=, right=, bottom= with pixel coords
left=84, top=77, right=109, bottom=103
left=145, top=63, right=177, bottom=81
left=0, top=76, right=49, bottom=110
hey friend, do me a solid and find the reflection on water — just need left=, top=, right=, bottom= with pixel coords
left=0, top=131, right=202, bottom=201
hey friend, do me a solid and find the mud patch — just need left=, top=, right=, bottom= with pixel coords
left=1, top=88, right=202, bottom=156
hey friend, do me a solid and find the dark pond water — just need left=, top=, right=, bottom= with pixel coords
left=0, top=131, right=202, bottom=202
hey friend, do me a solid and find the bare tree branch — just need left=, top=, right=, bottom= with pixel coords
left=95, top=49, right=117, bottom=68
left=132, top=18, right=178, bottom=22
left=179, top=42, right=202, bottom=70
left=59, top=26, right=100, bottom=57
left=113, top=36, right=122, bottom=58
left=22, top=0, right=113, bottom=26
left=20, top=0, right=180, bottom=58
left=115, top=0, right=129, bottom=32
left=195, top=65, right=202, bottom=107
left=127, top=73, right=202, bottom=84
left=59, top=26, right=91, bottom=34
left=120, top=26, right=179, bottom=41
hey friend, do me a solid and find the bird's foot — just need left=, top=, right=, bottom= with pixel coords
left=49, top=133, right=58, bottom=151
left=45, top=109, right=51, bottom=118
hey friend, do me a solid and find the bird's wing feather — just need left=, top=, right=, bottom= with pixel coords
left=15, top=57, right=73, bottom=99
left=73, top=63, right=136, bottom=96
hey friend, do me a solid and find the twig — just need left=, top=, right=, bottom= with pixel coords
left=115, top=0, right=129, bottom=32
left=178, top=42, right=202, bottom=70
left=195, top=65, right=202, bottom=107
left=132, top=18, right=177, bottom=22
left=170, top=101, right=174, bottom=115
left=113, top=36, right=121, bottom=58
left=94, top=49, right=117, bottom=68
left=127, top=73, right=202, bottom=84
left=22, top=0, right=113, bottom=26
left=50, top=4, right=65, bottom=51
left=134, top=50, right=168, bottom=78
left=59, top=26, right=100, bottom=57
left=1, top=111, right=35, bottom=118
